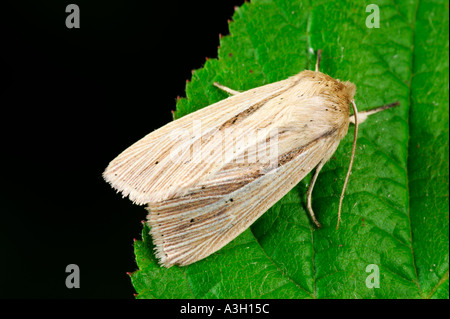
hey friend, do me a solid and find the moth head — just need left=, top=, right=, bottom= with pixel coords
left=299, top=70, right=356, bottom=107
left=340, top=81, right=356, bottom=103
left=326, top=77, right=357, bottom=119
left=324, top=76, right=356, bottom=108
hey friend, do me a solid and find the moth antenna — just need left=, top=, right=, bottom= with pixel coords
left=315, top=49, right=322, bottom=72
left=337, top=100, right=359, bottom=229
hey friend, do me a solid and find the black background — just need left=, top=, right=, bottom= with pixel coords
left=1, top=0, right=244, bottom=298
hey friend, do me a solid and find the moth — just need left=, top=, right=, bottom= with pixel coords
left=104, top=50, right=398, bottom=267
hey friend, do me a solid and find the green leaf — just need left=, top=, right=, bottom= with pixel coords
left=130, top=0, right=449, bottom=299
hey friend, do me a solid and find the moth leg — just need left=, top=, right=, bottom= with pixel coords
left=315, top=49, right=322, bottom=72
left=349, top=101, right=399, bottom=124
left=213, top=82, right=241, bottom=95
left=306, top=161, right=325, bottom=228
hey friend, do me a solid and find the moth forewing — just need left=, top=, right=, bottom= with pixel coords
left=103, top=77, right=299, bottom=205
left=147, top=130, right=343, bottom=267
left=104, top=69, right=357, bottom=267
